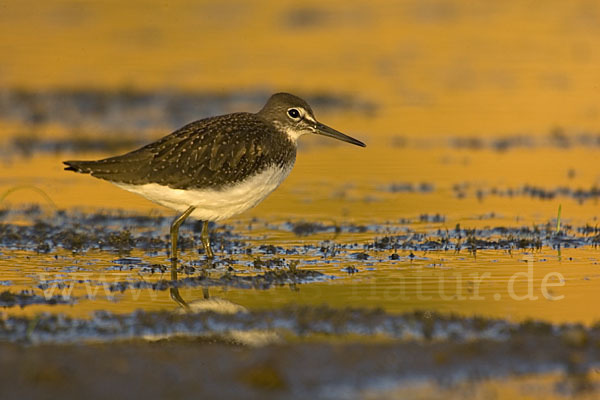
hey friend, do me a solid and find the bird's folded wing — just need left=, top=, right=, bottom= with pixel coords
left=63, top=114, right=295, bottom=190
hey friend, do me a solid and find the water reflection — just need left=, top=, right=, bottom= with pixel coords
left=169, top=253, right=210, bottom=311
left=169, top=257, right=248, bottom=315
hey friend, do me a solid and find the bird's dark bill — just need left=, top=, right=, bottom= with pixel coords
left=315, top=122, right=366, bottom=147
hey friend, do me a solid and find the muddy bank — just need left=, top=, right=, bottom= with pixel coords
left=0, top=340, right=595, bottom=400
left=2, top=305, right=597, bottom=345
left=0, top=306, right=598, bottom=399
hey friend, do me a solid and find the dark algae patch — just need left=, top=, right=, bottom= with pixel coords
left=0, top=209, right=245, bottom=253
left=370, top=223, right=595, bottom=252
left=1, top=209, right=598, bottom=254
left=0, top=290, right=73, bottom=308
left=107, top=268, right=328, bottom=293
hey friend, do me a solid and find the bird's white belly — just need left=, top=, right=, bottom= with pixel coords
left=114, top=164, right=293, bottom=221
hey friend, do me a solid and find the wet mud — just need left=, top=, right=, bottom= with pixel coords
left=1, top=305, right=596, bottom=345
left=1, top=208, right=598, bottom=256
left=0, top=307, right=598, bottom=399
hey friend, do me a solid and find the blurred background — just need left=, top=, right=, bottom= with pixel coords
left=2, top=0, right=600, bottom=133
left=1, top=0, right=599, bottom=219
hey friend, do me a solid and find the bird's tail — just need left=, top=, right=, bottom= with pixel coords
left=63, top=160, right=94, bottom=174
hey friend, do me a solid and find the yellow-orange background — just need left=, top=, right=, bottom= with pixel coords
left=1, top=0, right=600, bottom=137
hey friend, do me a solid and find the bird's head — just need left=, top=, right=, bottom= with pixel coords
left=257, top=92, right=366, bottom=147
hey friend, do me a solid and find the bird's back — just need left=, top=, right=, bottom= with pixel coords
left=64, top=112, right=297, bottom=190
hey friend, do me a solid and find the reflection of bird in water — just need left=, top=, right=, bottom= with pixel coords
left=64, top=93, right=365, bottom=266
left=170, top=287, right=246, bottom=314
left=169, top=286, right=280, bottom=346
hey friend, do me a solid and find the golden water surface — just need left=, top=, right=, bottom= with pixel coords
left=1, top=0, right=600, bottom=321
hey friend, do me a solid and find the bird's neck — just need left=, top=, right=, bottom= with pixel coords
left=272, top=121, right=306, bottom=144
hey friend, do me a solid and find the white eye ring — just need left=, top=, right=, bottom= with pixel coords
left=287, top=108, right=302, bottom=120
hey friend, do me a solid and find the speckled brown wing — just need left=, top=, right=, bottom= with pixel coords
left=63, top=112, right=297, bottom=190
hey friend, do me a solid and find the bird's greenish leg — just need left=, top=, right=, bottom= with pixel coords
left=170, top=206, right=195, bottom=279
left=201, top=220, right=214, bottom=259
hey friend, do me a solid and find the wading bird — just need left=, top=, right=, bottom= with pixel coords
left=64, top=93, right=366, bottom=265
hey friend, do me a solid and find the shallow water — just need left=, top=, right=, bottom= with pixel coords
left=2, top=134, right=600, bottom=399
left=1, top=144, right=600, bottom=326
left=2, top=0, right=600, bottom=398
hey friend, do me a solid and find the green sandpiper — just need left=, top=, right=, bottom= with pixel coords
left=64, top=92, right=366, bottom=264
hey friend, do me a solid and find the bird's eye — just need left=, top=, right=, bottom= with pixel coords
left=287, top=108, right=301, bottom=119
